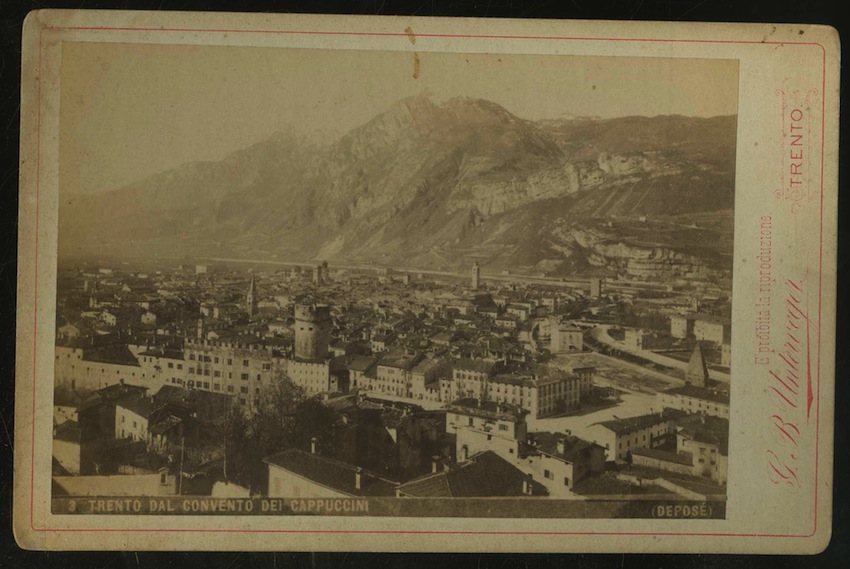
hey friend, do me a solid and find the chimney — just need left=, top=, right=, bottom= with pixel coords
left=522, top=474, right=533, bottom=496
left=431, top=456, right=440, bottom=474
left=354, top=467, right=363, bottom=490
left=310, top=437, right=317, bottom=454
left=557, top=438, right=566, bottom=455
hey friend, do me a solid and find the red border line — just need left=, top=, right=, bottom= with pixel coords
left=29, top=28, right=43, bottom=533
left=41, top=25, right=830, bottom=49
left=29, top=25, right=828, bottom=539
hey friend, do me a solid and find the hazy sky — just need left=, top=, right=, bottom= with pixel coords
left=60, top=42, right=738, bottom=195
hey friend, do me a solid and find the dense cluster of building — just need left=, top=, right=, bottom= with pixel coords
left=52, top=259, right=731, bottom=503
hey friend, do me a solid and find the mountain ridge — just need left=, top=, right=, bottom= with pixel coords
left=59, top=95, right=737, bottom=280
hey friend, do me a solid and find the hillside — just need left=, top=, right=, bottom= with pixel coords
left=59, top=94, right=737, bottom=280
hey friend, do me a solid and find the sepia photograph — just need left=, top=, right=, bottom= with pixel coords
left=49, top=42, right=737, bottom=518
left=11, top=9, right=839, bottom=553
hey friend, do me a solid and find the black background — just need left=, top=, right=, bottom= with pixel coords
left=0, top=1, right=846, bottom=567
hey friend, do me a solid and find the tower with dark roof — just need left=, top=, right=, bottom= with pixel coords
left=294, top=304, right=331, bottom=360
left=685, top=342, right=709, bottom=388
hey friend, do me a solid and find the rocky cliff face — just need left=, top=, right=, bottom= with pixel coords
left=60, top=94, right=736, bottom=280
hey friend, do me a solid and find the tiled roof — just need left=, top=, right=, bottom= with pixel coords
left=662, top=384, right=730, bottom=405
left=398, top=451, right=548, bottom=497
left=453, top=358, right=496, bottom=374
left=90, top=382, right=149, bottom=403
left=597, top=412, right=672, bottom=435
left=116, top=395, right=166, bottom=419
left=53, top=420, right=81, bottom=443
left=81, top=345, right=140, bottom=367
left=631, top=446, right=694, bottom=466
left=490, top=373, right=536, bottom=388
left=530, top=432, right=603, bottom=463
left=263, top=449, right=397, bottom=497
left=448, top=398, right=526, bottom=421
left=377, top=350, right=422, bottom=370
left=410, top=358, right=445, bottom=376
left=675, top=414, right=730, bottom=455
left=149, top=415, right=183, bottom=435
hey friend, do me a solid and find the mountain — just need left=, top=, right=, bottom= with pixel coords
left=59, top=94, right=737, bottom=280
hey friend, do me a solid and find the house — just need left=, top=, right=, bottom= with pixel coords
left=657, top=384, right=730, bottom=419
left=375, top=350, right=423, bottom=398
left=53, top=420, right=84, bottom=474
left=54, top=344, right=144, bottom=391
left=693, top=315, right=731, bottom=345
left=670, top=314, right=695, bottom=339
left=595, top=411, right=683, bottom=462
left=115, top=395, right=168, bottom=442
left=631, top=415, right=729, bottom=485
left=53, top=468, right=178, bottom=497
left=409, top=358, right=449, bottom=403
left=551, top=321, right=583, bottom=353
left=264, top=447, right=397, bottom=498
left=441, top=358, right=496, bottom=402
left=521, top=432, right=606, bottom=497
left=445, top=398, right=528, bottom=462
left=347, top=356, right=378, bottom=390
left=396, top=451, right=547, bottom=497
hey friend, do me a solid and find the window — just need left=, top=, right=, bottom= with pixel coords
left=177, top=364, right=183, bottom=370
left=189, top=354, right=195, bottom=360
left=167, top=362, right=174, bottom=369
left=240, top=386, right=248, bottom=394
left=544, top=470, right=553, bottom=480
left=214, top=384, right=220, bottom=391
left=203, top=382, right=210, bottom=389
left=159, top=471, right=168, bottom=485
left=262, top=363, right=271, bottom=371
left=227, top=386, right=234, bottom=393
left=564, top=477, right=570, bottom=486
left=241, top=373, right=249, bottom=381
left=498, top=424, right=508, bottom=431
left=214, top=371, right=221, bottom=378
left=243, top=359, right=249, bottom=367
left=467, top=417, right=474, bottom=426
left=204, top=369, right=210, bottom=376
left=257, top=374, right=262, bottom=381
left=214, top=357, right=219, bottom=364
left=227, top=358, right=233, bottom=366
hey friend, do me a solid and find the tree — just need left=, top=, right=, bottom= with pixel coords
left=219, top=374, right=339, bottom=492
left=291, top=398, right=339, bottom=456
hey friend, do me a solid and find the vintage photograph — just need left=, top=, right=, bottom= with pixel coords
left=49, top=42, right=737, bottom=518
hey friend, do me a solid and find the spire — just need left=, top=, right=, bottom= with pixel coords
left=246, top=274, right=257, bottom=318
left=685, top=342, right=709, bottom=388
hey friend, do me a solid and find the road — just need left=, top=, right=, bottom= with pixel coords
left=182, top=255, right=697, bottom=295
left=589, top=325, right=731, bottom=383
left=528, top=389, right=658, bottom=445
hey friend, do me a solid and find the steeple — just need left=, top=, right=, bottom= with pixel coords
left=685, top=342, right=709, bottom=388
left=246, top=274, right=257, bottom=318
